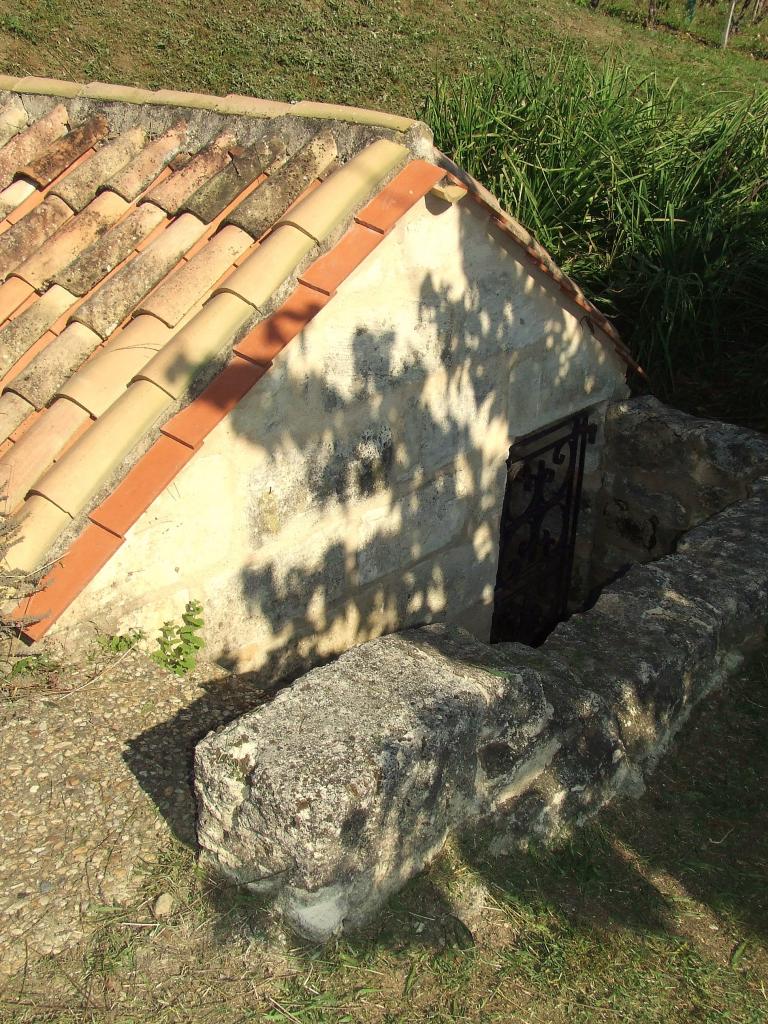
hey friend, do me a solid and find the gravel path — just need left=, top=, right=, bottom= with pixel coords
left=0, top=646, right=265, bottom=974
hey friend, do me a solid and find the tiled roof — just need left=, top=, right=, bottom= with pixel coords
left=0, top=77, right=634, bottom=641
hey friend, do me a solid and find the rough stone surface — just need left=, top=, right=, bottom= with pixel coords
left=585, top=397, right=768, bottom=590
left=195, top=625, right=558, bottom=940
left=196, top=462, right=768, bottom=940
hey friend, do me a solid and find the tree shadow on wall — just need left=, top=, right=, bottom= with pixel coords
left=122, top=191, right=635, bottom=940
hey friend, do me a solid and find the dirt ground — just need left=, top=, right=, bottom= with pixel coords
left=0, top=636, right=766, bottom=1023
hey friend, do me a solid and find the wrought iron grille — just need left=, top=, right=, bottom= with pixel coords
left=491, top=410, right=596, bottom=646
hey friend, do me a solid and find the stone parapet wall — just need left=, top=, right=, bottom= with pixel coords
left=585, top=397, right=768, bottom=595
left=195, top=443, right=768, bottom=939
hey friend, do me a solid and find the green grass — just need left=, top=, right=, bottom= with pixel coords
left=2, top=1, right=766, bottom=428
left=426, top=53, right=768, bottom=428
left=2, top=648, right=766, bottom=1022
left=590, top=0, right=768, bottom=60
left=0, top=0, right=766, bottom=115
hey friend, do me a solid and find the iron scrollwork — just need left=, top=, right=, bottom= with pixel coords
left=491, top=411, right=596, bottom=646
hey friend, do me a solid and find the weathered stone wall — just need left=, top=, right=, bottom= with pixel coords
left=195, top=460, right=768, bottom=940
left=584, top=397, right=768, bottom=595
left=54, top=194, right=625, bottom=676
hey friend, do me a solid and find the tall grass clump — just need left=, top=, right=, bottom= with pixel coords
left=424, top=54, right=768, bottom=428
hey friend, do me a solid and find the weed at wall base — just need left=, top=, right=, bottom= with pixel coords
left=150, top=600, right=205, bottom=677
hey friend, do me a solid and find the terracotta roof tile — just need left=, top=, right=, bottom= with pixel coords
left=49, top=127, right=147, bottom=211
left=31, top=379, right=172, bottom=517
left=298, top=222, right=383, bottom=295
left=13, top=190, right=129, bottom=289
left=0, top=76, right=631, bottom=611
left=225, top=130, right=337, bottom=238
left=278, top=138, right=408, bottom=243
left=0, top=276, right=35, bottom=322
left=0, top=329, right=55, bottom=392
left=0, top=392, right=34, bottom=444
left=0, top=397, right=91, bottom=512
left=12, top=77, right=86, bottom=98
left=135, top=291, right=252, bottom=399
left=0, top=104, right=69, bottom=190
left=6, top=321, right=101, bottom=410
left=290, top=101, right=414, bottom=132
left=0, top=179, right=37, bottom=220
left=234, top=284, right=330, bottom=364
left=7, top=406, right=42, bottom=443
left=354, top=160, right=445, bottom=233
left=143, top=133, right=235, bottom=215
left=215, top=223, right=316, bottom=310
left=72, top=211, right=205, bottom=337
left=18, top=115, right=109, bottom=188
left=7, top=145, right=95, bottom=226
left=161, top=355, right=269, bottom=449
left=180, top=135, right=287, bottom=223
left=222, top=94, right=293, bottom=118
left=0, top=284, right=76, bottom=376
left=89, top=435, right=196, bottom=537
left=133, top=212, right=171, bottom=252
left=58, top=314, right=174, bottom=417
left=3, top=493, right=72, bottom=574
left=0, top=195, right=72, bottom=282
left=105, top=122, right=189, bottom=202
left=0, top=100, right=28, bottom=148
left=81, top=82, right=157, bottom=104
left=12, top=518, right=123, bottom=635
left=137, top=223, right=251, bottom=326
left=151, top=89, right=231, bottom=112
left=51, top=202, right=166, bottom=296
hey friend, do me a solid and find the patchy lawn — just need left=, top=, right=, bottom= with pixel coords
left=2, top=646, right=765, bottom=1023
left=0, top=0, right=766, bottom=116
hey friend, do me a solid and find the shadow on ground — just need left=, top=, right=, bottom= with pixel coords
left=126, top=642, right=768, bottom=966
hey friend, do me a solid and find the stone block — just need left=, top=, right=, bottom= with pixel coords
left=355, top=469, right=470, bottom=585
left=605, top=396, right=768, bottom=499
left=195, top=624, right=558, bottom=940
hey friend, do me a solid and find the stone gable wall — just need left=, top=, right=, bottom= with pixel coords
left=54, top=194, right=626, bottom=677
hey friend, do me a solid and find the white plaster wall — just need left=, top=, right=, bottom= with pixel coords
left=55, top=195, right=627, bottom=677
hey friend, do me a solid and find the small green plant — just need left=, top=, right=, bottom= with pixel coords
left=150, top=600, right=205, bottom=676
left=10, top=652, right=61, bottom=678
left=96, top=627, right=146, bottom=654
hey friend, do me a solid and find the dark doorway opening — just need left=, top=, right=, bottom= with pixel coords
left=491, top=410, right=596, bottom=646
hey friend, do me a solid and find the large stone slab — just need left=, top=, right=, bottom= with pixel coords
left=195, top=625, right=561, bottom=939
